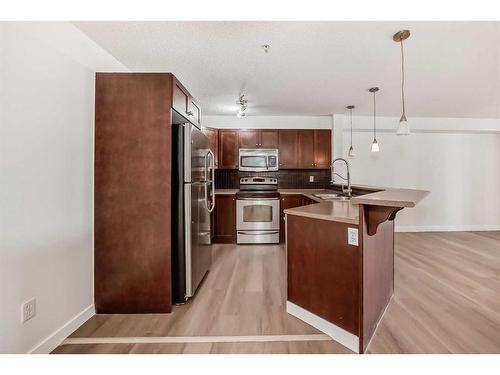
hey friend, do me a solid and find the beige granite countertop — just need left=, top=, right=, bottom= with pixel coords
left=350, top=187, right=429, bottom=208
left=283, top=184, right=429, bottom=224
left=285, top=200, right=360, bottom=225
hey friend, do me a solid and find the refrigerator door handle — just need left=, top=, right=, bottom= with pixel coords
left=204, top=150, right=215, bottom=213
left=209, top=149, right=215, bottom=211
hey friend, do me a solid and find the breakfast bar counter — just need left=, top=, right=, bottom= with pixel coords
left=284, top=183, right=429, bottom=354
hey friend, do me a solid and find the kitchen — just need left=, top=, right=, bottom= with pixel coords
left=2, top=16, right=500, bottom=364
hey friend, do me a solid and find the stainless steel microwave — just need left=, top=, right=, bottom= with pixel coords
left=239, top=149, right=279, bottom=172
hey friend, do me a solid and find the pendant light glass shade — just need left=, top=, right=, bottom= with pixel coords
left=369, top=87, right=380, bottom=153
left=396, top=114, right=410, bottom=135
left=394, top=30, right=411, bottom=135
left=348, top=145, right=356, bottom=157
left=346, top=105, right=355, bottom=158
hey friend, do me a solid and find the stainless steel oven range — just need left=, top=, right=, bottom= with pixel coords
left=236, top=177, right=280, bottom=244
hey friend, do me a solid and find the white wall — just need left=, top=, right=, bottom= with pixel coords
left=0, top=22, right=127, bottom=354
left=336, top=115, right=500, bottom=231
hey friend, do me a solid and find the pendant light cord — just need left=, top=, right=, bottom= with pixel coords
left=400, top=39, right=406, bottom=116
left=350, top=108, right=353, bottom=146
left=373, top=91, right=376, bottom=139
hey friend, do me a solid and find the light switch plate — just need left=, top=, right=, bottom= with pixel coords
left=347, top=228, right=358, bottom=246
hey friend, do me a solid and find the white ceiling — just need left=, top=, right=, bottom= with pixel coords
left=73, top=21, right=500, bottom=118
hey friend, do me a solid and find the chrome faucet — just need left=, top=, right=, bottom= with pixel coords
left=331, top=158, right=352, bottom=197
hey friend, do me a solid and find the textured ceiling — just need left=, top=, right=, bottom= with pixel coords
left=74, top=21, right=500, bottom=118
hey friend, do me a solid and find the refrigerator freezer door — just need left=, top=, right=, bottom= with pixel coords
left=184, top=124, right=212, bottom=298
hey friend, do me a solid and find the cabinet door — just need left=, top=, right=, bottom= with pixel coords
left=280, top=194, right=304, bottom=243
left=213, top=194, right=236, bottom=243
left=203, top=127, right=219, bottom=168
left=238, top=129, right=259, bottom=148
left=298, top=130, right=315, bottom=169
left=172, top=81, right=189, bottom=116
left=278, top=130, right=299, bottom=169
left=189, top=99, right=202, bottom=126
left=219, top=129, right=239, bottom=169
left=260, top=129, right=279, bottom=148
left=314, top=130, right=331, bottom=169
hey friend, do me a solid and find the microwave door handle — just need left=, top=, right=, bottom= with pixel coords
left=265, top=156, right=269, bottom=170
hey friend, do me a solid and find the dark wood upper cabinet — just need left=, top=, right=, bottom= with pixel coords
left=213, top=194, right=236, bottom=243
left=189, top=98, right=201, bottom=126
left=215, top=128, right=331, bottom=170
left=172, top=79, right=189, bottom=117
left=279, top=129, right=332, bottom=170
left=298, top=130, right=315, bottom=169
left=260, top=129, right=279, bottom=148
left=278, top=129, right=299, bottom=169
left=202, top=127, right=219, bottom=168
left=238, top=129, right=260, bottom=148
left=314, top=130, right=331, bottom=169
left=218, top=129, right=239, bottom=169
left=239, top=129, right=279, bottom=149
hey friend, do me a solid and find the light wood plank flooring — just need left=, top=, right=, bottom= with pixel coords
left=53, top=231, right=500, bottom=354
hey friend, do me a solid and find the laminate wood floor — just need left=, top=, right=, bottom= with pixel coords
left=53, top=231, right=500, bottom=354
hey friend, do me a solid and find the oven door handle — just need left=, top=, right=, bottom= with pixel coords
left=237, top=231, right=279, bottom=235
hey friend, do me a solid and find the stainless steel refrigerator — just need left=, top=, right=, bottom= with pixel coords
left=172, top=121, right=215, bottom=304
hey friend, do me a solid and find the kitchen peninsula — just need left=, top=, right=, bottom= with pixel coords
left=284, top=184, right=429, bottom=353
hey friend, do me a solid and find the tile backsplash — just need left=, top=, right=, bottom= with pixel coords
left=215, top=169, right=332, bottom=189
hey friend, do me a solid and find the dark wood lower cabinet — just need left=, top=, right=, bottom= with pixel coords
left=286, top=203, right=398, bottom=353
left=301, top=196, right=316, bottom=206
left=280, top=194, right=304, bottom=243
left=213, top=194, right=236, bottom=243
left=287, top=215, right=360, bottom=335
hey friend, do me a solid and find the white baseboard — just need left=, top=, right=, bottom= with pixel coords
left=28, top=304, right=95, bottom=354
left=396, top=225, right=500, bottom=233
left=286, top=301, right=359, bottom=353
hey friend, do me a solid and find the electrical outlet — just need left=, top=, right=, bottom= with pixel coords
left=22, top=298, right=36, bottom=323
left=309, top=176, right=314, bottom=182
left=347, top=228, right=358, bottom=246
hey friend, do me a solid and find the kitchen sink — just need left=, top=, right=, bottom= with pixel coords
left=313, top=193, right=352, bottom=201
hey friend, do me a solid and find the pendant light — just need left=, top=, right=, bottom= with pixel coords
left=346, top=105, right=355, bottom=158
left=369, top=87, right=380, bottom=153
left=394, top=30, right=411, bottom=135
